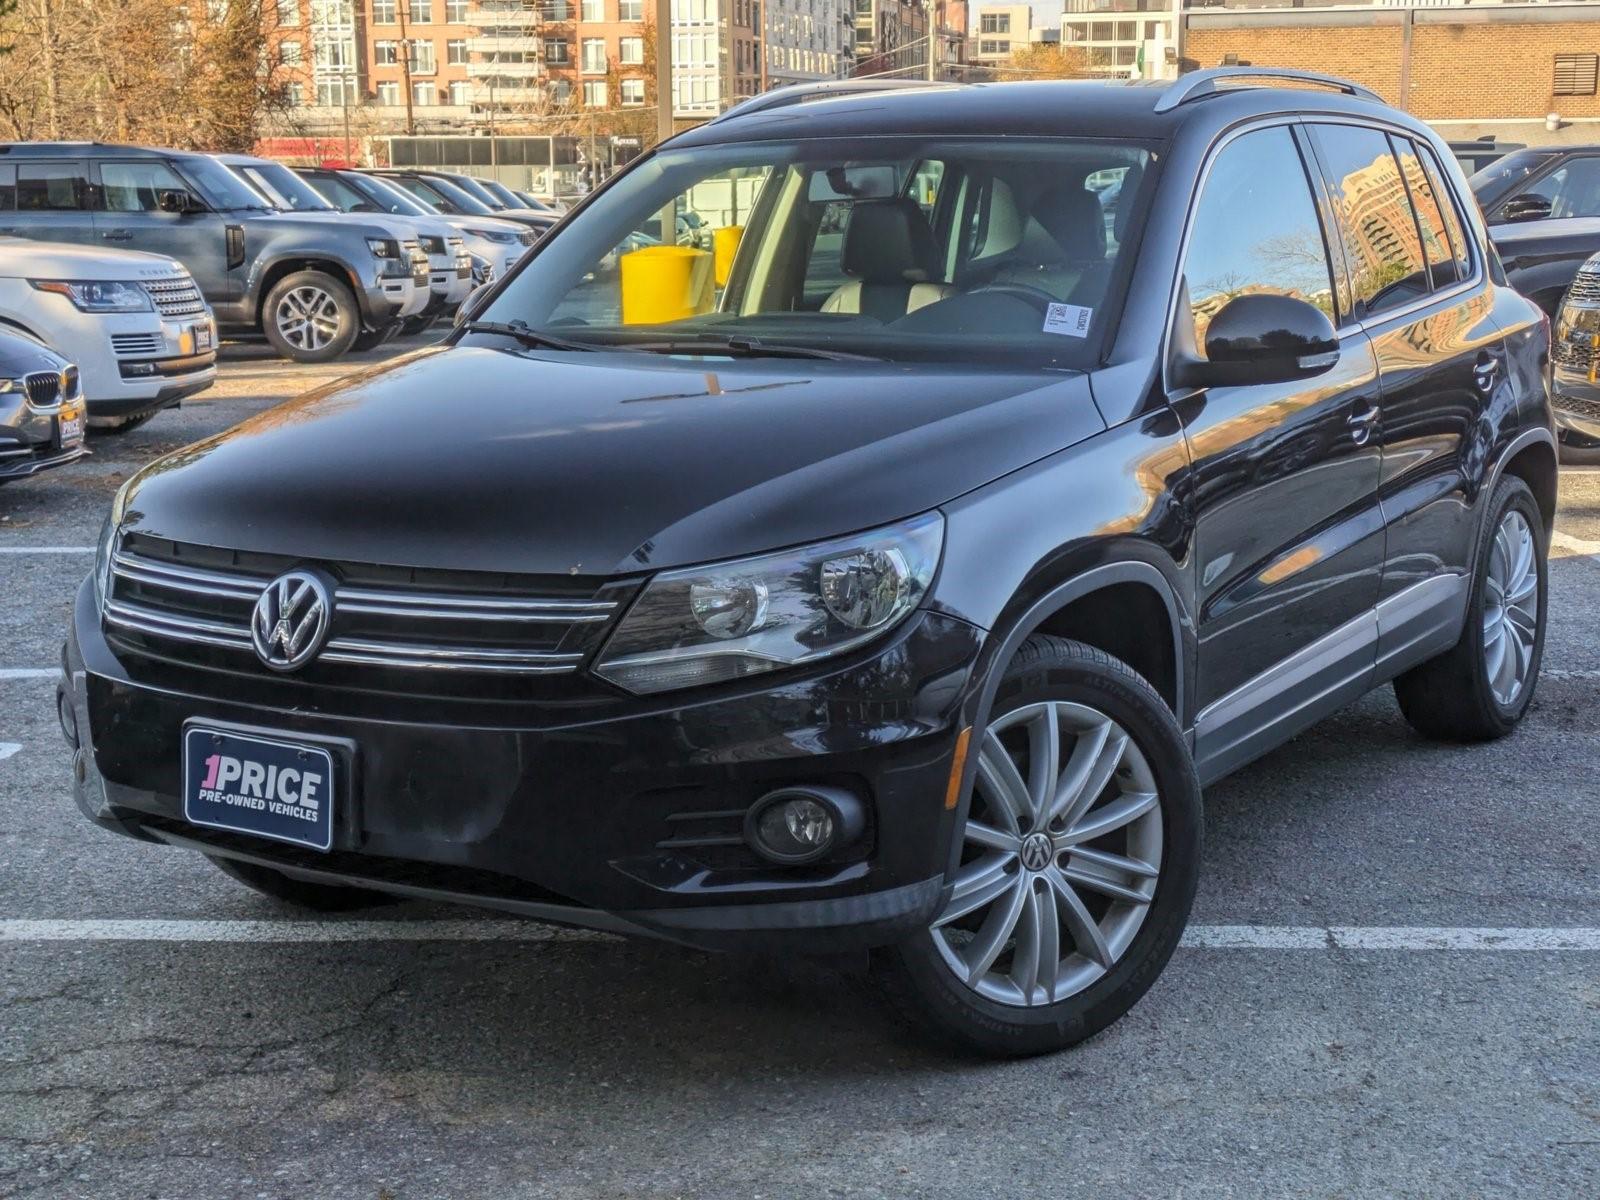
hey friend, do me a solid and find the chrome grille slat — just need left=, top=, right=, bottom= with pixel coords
left=143, top=275, right=207, bottom=318
left=1567, top=269, right=1600, bottom=307
left=105, top=542, right=614, bottom=678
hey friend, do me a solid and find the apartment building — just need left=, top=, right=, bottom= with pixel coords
left=969, top=4, right=1029, bottom=66
left=1061, top=0, right=1180, bottom=78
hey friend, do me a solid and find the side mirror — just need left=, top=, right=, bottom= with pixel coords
left=1501, top=193, right=1553, bottom=223
left=157, top=189, right=195, bottom=215
left=1171, top=293, right=1340, bottom=390
left=454, top=281, right=490, bottom=327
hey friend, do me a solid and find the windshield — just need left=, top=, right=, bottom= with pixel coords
left=234, top=161, right=336, bottom=212
left=391, top=173, right=493, bottom=216
left=1469, top=150, right=1559, bottom=209
left=480, top=177, right=545, bottom=210
left=443, top=173, right=508, bottom=209
left=181, top=155, right=274, bottom=211
left=355, top=172, right=438, bottom=216
left=480, top=136, right=1152, bottom=367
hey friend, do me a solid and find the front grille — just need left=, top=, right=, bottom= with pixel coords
left=1557, top=393, right=1600, bottom=420
left=21, top=371, right=62, bottom=408
left=419, top=235, right=446, bottom=255
left=144, top=275, right=206, bottom=318
left=104, top=535, right=623, bottom=683
left=110, top=332, right=165, bottom=357
left=1568, top=269, right=1600, bottom=307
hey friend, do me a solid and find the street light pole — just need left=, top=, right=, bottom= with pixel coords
left=655, top=0, right=672, bottom=145
left=399, top=0, right=417, bottom=136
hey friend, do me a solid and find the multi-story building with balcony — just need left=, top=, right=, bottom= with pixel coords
left=1060, top=0, right=1179, bottom=77
left=969, top=4, right=1029, bottom=66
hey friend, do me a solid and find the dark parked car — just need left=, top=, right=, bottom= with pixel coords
left=0, top=328, right=86, bottom=482
left=65, top=70, right=1555, bottom=1057
left=0, top=143, right=431, bottom=362
left=364, top=169, right=559, bottom=237
left=1448, top=136, right=1522, bottom=176
left=1549, top=251, right=1600, bottom=461
left=1470, top=144, right=1600, bottom=316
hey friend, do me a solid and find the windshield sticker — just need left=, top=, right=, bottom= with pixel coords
left=1043, top=303, right=1093, bottom=338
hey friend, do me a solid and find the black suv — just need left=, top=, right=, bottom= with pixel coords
left=1470, top=144, right=1600, bottom=316
left=64, top=71, right=1555, bottom=1056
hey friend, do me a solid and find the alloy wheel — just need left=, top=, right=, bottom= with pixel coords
left=932, top=701, right=1164, bottom=1007
left=1482, top=508, right=1539, bottom=707
left=275, top=285, right=342, bottom=352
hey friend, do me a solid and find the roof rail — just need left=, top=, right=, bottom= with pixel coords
left=1153, top=67, right=1381, bottom=114
left=711, top=79, right=949, bottom=124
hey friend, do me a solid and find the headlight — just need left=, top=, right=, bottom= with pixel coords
left=367, top=237, right=402, bottom=259
left=30, top=280, right=152, bottom=313
left=93, top=478, right=136, bottom=611
left=594, top=514, right=943, bottom=695
left=465, top=227, right=516, bottom=244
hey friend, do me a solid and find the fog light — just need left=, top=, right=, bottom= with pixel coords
left=744, top=786, right=865, bottom=865
left=55, top=682, right=78, bottom=749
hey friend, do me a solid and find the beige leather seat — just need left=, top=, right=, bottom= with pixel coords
left=822, top=198, right=954, bottom=321
left=992, top=185, right=1110, bottom=303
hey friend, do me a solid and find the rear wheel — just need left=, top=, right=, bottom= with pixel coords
left=262, top=270, right=359, bottom=363
left=873, top=636, right=1201, bottom=1057
left=1394, top=475, right=1548, bottom=740
left=206, top=854, right=396, bottom=913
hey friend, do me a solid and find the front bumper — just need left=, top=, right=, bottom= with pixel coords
left=0, top=391, right=87, bottom=479
left=65, top=580, right=982, bottom=951
left=21, top=300, right=217, bottom=416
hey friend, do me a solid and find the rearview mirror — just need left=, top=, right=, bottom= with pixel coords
left=1171, top=293, right=1340, bottom=389
left=157, top=189, right=196, bottom=215
left=807, top=165, right=898, bottom=203
left=1500, top=193, right=1553, bottom=223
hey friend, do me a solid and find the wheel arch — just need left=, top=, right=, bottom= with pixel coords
left=1490, top=426, right=1558, bottom=535
left=251, top=256, right=364, bottom=329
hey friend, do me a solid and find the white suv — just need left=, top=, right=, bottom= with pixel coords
left=0, top=239, right=217, bottom=431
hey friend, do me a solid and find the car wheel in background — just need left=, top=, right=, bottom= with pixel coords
left=1394, top=475, right=1548, bottom=741
left=1557, top=436, right=1600, bottom=467
left=262, top=270, right=359, bottom=363
left=206, top=854, right=397, bottom=912
left=88, top=411, right=156, bottom=436
left=400, top=314, right=436, bottom=338
left=873, top=636, right=1201, bottom=1057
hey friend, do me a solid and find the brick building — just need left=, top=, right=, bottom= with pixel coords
left=1183, top=2, right=1600, bottom=143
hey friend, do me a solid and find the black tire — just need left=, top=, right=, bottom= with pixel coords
left=1394, top=475, right=1548, bottom=741
left=1557, top=437, right=1600, bottom=467
left=261, top=269, right=360, bottom=363
left=872, top=635, right=1202, bottom=1058
left=206, top=853, right=397, bottom=913
left=400, top=313, right=436, bottom=338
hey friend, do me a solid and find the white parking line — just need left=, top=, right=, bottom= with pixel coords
left=0, top=546, right=94, bottom=554
left=0, top=669, right=56, bottom=680
left=0, top=743, right=20, bottom=761
left=1553, top=530, right=1600, bottom=558
left=0, top=919, right=1597, bottom=949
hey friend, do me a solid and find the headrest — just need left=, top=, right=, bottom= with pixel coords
left=1033, top=186, right=1106, bottom=264
left=841, top=198, right=940, bottom=285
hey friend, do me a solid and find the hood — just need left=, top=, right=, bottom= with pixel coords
left=443, top=215, right=528, bottom=239
left=0, top=325, right=69, bottom=374
left=0, top=238, right=188, bottom=282
left=264, top=211, right=418, bottom=243
left=120, top=344, right=1104, bottom=577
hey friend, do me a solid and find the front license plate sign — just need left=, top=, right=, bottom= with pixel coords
left=193, top=323, right=214, bottom=352
left=57, top=413, right=85, bottom=447
left=183, top=726, right=335, bottom=851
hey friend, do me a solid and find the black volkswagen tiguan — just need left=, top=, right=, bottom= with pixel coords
left=64, top=71, right=1556, bottom=1056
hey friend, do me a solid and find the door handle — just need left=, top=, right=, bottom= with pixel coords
left=101, top=229, right=132, bottom=242
left=1347, top=401, right=1379, bottom=446
left=1474, top=352, right=1500, bottom=393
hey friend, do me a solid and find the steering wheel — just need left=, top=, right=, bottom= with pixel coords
left=964, top=282, right=1061, bottom=315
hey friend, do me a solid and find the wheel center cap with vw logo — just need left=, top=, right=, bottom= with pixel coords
left=251, top=570, right=333, bottom=671
left=1021, top=832, right=1054, bottom=873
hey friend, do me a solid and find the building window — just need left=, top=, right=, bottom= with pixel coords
left=410, top=0, right=433, bottom=23
left=285, top=81, right=305, bottom=105
left=544, top=37, right=569, bottom=63
left=377, top=80, right=400, bottom=104
left=371, top=0, right=395, bottom=21
left=621, top=77, right=644, bottom=105
left=581, top=0, right=603, bottom=20
left=979, top=12, right=1008, bottom=34
left=581, top=37, right=605, bottom=73
left=449, top=80, right=470, bottom=104
left=979, top=39, right=1007, bottom=56
left=279, top=39, right=303, bottom=65
left=373, top=39, right=398, bottom=64
left=446, top=0, right=468, bottom=19
left=549, top=78, right=572, bottom=103
left=619, top=35, right=643, bottom=64
left=410, top=40, right=436, bottom=72
left=1555, top=53, right=1600, bottom=97
left=316, top=77, right=357, bottom=105
left=413, top=81, right=433, bottom=105
left=583, top=79, right=606, bottom=106
left=618, top=0, right=641, bottom=18
left=447, top=38, right=467, bottom=64
left=277, top=0, right=300, bottom=25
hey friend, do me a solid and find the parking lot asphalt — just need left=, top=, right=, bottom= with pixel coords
left=2, top=339, right=1598, bottom=1199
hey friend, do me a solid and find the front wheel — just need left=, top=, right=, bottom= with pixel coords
left=873, top=636, right=1201, bottom=1057
left=262, top=270, right=359, bottom=363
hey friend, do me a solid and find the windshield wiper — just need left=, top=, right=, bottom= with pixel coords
left=460, top=319, right=597, bottom=353
left=621, top=335, right=880, bottom=362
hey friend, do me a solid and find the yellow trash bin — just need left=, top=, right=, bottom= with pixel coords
left=712, top=225, right=744, bottom=288
left=620, top=245, right=714, bottom=326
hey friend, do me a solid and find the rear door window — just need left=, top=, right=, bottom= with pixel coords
left=1182, top=125, right=1336, bottom=351
left=1390, top=136, right=1457, bottom=289
left=17, top=162, right=87, bottom=211
left=0, top=165, right=15, bottom=211
left=99, top=161, right=190, bottom=212
left=1309, top=124, right=1431, bottom=319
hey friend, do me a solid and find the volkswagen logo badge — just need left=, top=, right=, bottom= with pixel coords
left=251, top=570, right=333, bottom=672
left=1020, top=832, right=1054, bottom=873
